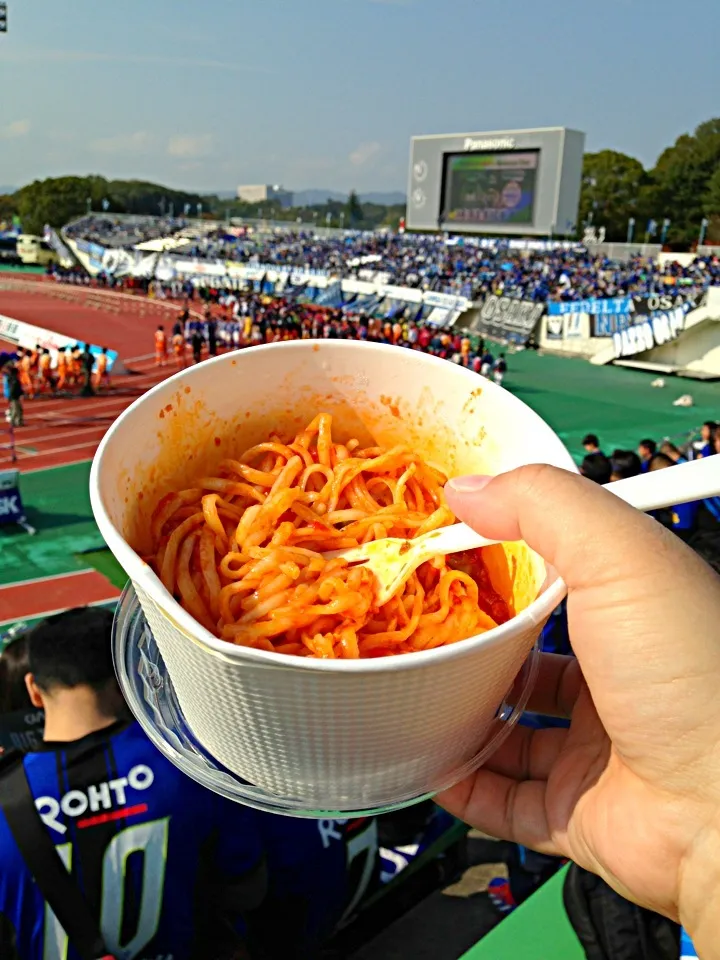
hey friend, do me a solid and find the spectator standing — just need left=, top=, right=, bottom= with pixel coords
left=79, top=344, right=95, bottom=397
left=493, top=353, right=507, bottom=386
left=2, top=362, right=24, bottom=427
left=480, top=349, right=494, bottom=377
left=190, top=328, right=204, bottom=365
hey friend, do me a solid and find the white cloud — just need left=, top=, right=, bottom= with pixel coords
left=167, top=134, right=213, bottom=159
left=91, top=131, right=153, bottom=154
left=349, top=141, right=382, bottom=166
left=1, top=120, right=31, bottom=140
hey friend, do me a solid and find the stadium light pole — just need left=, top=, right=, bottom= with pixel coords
left=0, top=3, right=7, bottom=33
left=699, top=218, right=709, bottom=248
left=661, top=218, right=671, bottom=245
left=627, top=217, right=635, bottom=244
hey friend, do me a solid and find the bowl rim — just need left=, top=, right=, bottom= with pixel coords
left=90, top=340, right=574, bottom=674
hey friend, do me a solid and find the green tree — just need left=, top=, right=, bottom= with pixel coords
left=578, top=151, right=648, bottom=241
left=0, top=193, right=18, bottom=228
left=645, top=119, right=720, bottom=245
left=704, top=165, right=720, bottom=244
left=346, top=190, right=363, bottom=228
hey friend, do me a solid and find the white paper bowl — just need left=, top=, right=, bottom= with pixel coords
left=90, top=341, right=575, bottom=810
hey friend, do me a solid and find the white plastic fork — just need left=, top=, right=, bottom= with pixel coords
left=325, top=455, right=720, bottom=605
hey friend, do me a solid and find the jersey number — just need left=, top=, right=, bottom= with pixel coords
left=339, top=819, right=378, bottom=924
left=43, top=818, right=169, bottom=960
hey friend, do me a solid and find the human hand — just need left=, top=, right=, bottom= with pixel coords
left=436, top=465, right=720, bottom=955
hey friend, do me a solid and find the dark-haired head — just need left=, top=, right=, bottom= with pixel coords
left=582, top=433, right=600, bottom=452
left=28, top=607, right=115, bottom=693
left=701, top=421, right=717, bottom=442
left=638, top=439, right=657, bottom=461
left=611, top=450, right=643, bottom=481
left=580, top=453, right=612, bottom=485
left=25, top=608, right=127, bottom=739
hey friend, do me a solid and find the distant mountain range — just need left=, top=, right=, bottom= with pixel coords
left=212, top=188, right=406, bottom=206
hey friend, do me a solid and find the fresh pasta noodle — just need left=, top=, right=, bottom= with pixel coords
left=147, top=413, right=511, bottom=658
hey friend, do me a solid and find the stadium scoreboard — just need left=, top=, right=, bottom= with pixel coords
left=407, top=127, right=585, bottom=237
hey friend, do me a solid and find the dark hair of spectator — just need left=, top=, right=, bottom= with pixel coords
left=580, top=453, right=612, bottom=485
left=611, top=450, right=643, bottom=480
left=28, top=607, right=115, bottom=694
left=0, top=633, right=32, bottom=714
left=582, top=434, right=600, bottom=448
left=639, top=438, right=657, bottom=455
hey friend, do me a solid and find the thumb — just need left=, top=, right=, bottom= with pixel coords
left=444, top=464, right=707, bottom=594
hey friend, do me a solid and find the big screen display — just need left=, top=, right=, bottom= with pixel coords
left=442, top=151, right=539, bottom=226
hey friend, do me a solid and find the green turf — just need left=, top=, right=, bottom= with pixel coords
left=0, top=264, right=45, bottom=274
left=0, top=461, right=105, bottom=586
left=81, top=548, right=129, bottom=591
left=504, top=349, right=718, bottom=461
left=460, top=864, right=583, bottom=959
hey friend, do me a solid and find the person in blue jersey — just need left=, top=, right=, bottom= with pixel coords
left=0, top=608, right=266, bottom=960
left=248, top=812, right=379, bottom=958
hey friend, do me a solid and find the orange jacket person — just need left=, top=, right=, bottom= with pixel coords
left=19, top=350, right=34, bottom=399
left=69, top=346, right=82, bottom=387
left=155, top=326, right=168, bottom=367
left=38, top=349, right=54, bottom=393
left=94, top=347, right=110, bottom=391
left=171, top=325, right=186, bottom=369
left=55, top=348, right=68, bottom=390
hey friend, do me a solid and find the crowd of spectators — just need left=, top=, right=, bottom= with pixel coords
left=63, top=217, right=720, bottom=303
left=160, top=288, right=508, bottom=384
left=64, top=213, right=189, bottom=248
left=579, top=426, right=720, bottom=563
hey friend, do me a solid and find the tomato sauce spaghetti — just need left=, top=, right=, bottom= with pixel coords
left=147, top=413, right=510, bottom=658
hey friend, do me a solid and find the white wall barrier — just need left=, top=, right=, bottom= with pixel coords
left=0, top=314, right=121, bottom=373
left=539, top=288, right=720, bottom=377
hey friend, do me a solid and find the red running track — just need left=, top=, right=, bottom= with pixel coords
left=0, top=277, right=193, bottom=360
left=0, top=279, right=187, bottom=471
left=0, top=355, right=176, bottom=471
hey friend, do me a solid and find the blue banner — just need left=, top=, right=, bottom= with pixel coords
left=0, top=470, right=25, bottom=526
left=548, top=298, right=631, bottom=316
left=592, top=313, right=633, bottom=337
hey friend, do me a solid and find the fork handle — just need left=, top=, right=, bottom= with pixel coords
left=415, top=522, right=499, bottom=563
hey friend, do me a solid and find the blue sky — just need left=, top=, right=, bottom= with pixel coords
left=1, top=0, right=719, bottom=194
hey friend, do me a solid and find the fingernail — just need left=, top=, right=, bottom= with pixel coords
left=446, top=475, right=493, bottom=495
